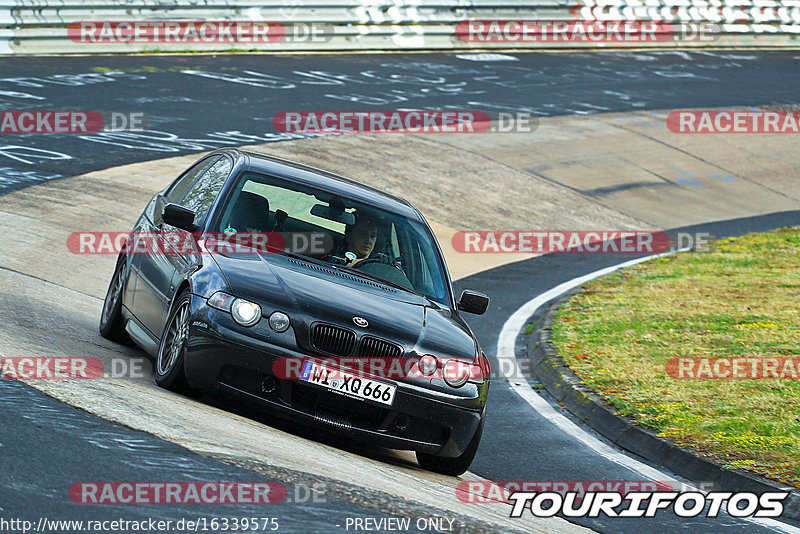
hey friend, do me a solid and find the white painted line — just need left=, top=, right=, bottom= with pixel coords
left=0, top=30, right=13, bottom=56
left=496, top=249, right=800, bottom=533
left=0, top=1, right=13, bottom=55
left=455, top=53, right=518, bottom=62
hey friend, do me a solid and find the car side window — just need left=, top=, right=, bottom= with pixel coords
left=179, top=157, right=233, bottom=224
left=165, top=156, right=220, bottom=204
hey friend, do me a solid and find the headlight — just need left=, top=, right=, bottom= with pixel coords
left=231, top=298, right=262, bottom=327
left=443, top=359, right=471, bottom=388
left=268, top=311, right=290, bottom=333
left=419, top=354, right=437, bottom=376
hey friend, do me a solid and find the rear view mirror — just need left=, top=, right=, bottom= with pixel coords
left=310, top=203, right=356, bottom=225
left=162, top=203, right=196, bottom=231
left=458, top=290, right=490, bottom=315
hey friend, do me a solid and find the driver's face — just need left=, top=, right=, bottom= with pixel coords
left=347, top=222, right=378, bottom=258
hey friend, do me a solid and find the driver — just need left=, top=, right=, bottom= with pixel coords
left=343, top=218, right=378, bottom=267
left=321, top=213, right=395, bottom=268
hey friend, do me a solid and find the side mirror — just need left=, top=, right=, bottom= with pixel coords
left=162, top=203, right=196, bottom=231
left=457, top=290, right=490, bottom=315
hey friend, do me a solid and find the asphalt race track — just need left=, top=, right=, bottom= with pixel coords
left=2, top=51, right=800, bottom=533
left=0, top=378, right=434, bottom=533
left=2, top=50, right=800, bottom=191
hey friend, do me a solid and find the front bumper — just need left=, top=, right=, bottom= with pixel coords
left=183, top=295, right=488, bottom=457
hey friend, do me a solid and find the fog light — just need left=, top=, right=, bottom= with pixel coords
left=443, top=359, right=471, bottom=388
left=261, top=375, right=277, bottom=394
left=231, top=298, right=262, bottom=327
left=394, top=414, right=410, bottom=430
left=268, top=311, right=290, bottom=333
left=419, top=354, right=437, bottom=376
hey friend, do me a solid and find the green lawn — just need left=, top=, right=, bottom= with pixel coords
left=551, top=227, right=800, bottom=487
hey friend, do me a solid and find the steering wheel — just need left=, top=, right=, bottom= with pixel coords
left=353, top=258, right=414, bottom=290
left=352, top=257, right=402, bottom=272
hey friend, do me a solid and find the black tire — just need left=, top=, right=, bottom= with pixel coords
left=154, top=290, right=196, bottom=395
left=99, top=258, right=130, bottom=343
left=416, top=414, right=485, bottom=476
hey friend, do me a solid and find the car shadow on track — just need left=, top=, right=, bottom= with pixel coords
left=198, top=388, right=421, bottom=470
left=127, top=345, right=423, bottom=472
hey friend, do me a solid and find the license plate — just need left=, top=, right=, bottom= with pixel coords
left=299, top=360, right=396, bottom=406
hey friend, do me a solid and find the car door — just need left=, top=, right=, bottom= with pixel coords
left=131, top=155, right=231, bottom=338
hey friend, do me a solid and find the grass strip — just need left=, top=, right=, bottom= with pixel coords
left=551, top=227, right=800, bottom=488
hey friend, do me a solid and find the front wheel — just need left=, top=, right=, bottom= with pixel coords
left=416, top=415, right=485, bottom=476
left=154, top=290, right=196, bottom=395
left=99, top=258, right=130, bottom=343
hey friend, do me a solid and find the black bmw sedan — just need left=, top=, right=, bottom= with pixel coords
left=99, top=148, right=491, bottom=475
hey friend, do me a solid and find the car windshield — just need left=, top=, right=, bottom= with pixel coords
left=213, top=170, right=451, bottom=306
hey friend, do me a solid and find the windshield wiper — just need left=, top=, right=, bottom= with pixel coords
left=335, top=264, right=427, bottom=297
left=259, top=247, right=334, bottom=269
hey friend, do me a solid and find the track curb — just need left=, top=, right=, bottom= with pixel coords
left=525, top=287, right=800, bottom=522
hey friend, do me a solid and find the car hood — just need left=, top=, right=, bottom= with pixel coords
left=211, top=251, right=477, bottom=360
